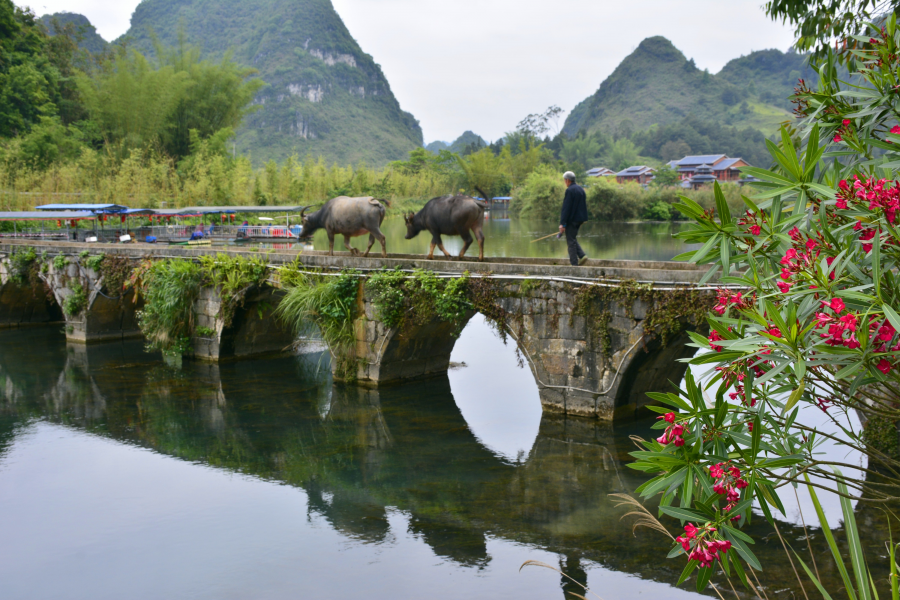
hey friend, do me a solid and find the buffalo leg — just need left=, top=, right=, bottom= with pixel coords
left=363, top=233, right=376, bottom=257
left=328, top=232, right=335, bottom=256
left=458, top=229, right=473, bottom=258
left=473, top=225, right=485, bottom=261
left=343, top=235, right=359, bottom=256
left=365, top=226, right=387, bottom=258
left=432, top=234, right=451, bottom=258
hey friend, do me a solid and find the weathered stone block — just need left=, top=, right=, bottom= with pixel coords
left=558, top=315, right=586, bottom=340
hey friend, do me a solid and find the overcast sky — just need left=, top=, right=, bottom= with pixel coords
left=23, top=0, right=797, bottom=144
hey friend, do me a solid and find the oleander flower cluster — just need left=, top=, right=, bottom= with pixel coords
left=709, top=462, right=749, bottom=513
left=656, top=412, right=689, bottom=447
left=675, top=523, right=732, bottom=569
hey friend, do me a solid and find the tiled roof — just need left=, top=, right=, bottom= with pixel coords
left=676, top=154, right=727, bottom=166
left=616, top=165, right=655, bottom=176
left=713, top=157, right=744, bottom=170
left=587, top=167, right=616, bottom=176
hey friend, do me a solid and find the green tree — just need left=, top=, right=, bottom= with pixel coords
left=765, top=0, right=900, bottom=57
left=75, top=36, right=262, bottom=161
left=155, top=34, right=264, bottom=161
left=0, top=0, right=83, bottom=137
left=559, top=136, right=602, bottom=170
left=651, top=165, right=679, bottom=187
left=659, top=139, right=691, bottom=162
left=605, top=138, right=641, bottom=170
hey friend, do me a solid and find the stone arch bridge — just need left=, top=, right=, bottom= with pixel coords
left=0, top=240, right=715, bottom=420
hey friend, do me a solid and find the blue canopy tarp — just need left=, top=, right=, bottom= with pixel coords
left=34, top=203, right=129, bottom=213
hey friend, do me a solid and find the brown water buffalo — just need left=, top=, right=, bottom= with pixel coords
left=404, top=189, right=488, bottom=260
left=300, top=196, right=388, bottom=257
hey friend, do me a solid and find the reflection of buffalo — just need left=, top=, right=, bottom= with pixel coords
left=300, top=196, right=388, bottom=257
left=404, top=190, right=487, bottom=260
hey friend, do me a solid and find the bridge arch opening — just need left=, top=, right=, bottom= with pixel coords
left=447, top=313, right=542, bottom=464
left=0, top=276, right=63, bottom=327
left=612, top=331, right=699, bottom=418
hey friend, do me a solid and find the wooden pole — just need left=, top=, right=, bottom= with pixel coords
left=530, top=231, right=561, bottom=243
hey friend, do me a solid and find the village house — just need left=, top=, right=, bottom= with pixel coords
left=674, top=154, right=728, bottom=180
left=586, top=167, right=616, bottom=178
left=616, top=165, right=656, bottom=184
left=669, top=154, right=751, bottom=187
left=710, top=157, right=749, bottom=182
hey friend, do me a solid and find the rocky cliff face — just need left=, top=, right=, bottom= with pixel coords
left=123, top=0, right=422, bottom=165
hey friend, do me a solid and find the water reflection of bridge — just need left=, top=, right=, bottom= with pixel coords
left=0, top=329, right=891, bottom=597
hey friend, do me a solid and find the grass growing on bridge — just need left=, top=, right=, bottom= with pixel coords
left=129, top=254, right=274, bottom=355
left=367, top=269, right=472, bottom=333
left=276, top=268, right=361, bottom=380
left=130, top=259, right=203, bottom=355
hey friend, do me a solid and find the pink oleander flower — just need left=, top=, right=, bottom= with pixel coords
left=834, top=133, right=843, bottom=142
left=767, top=327, right=782, bottom=338
left=843, top=119, right=851, bottom=126
left=878, top=358, right=892, bottom=375
left=822, top=298, right=845, bottom=313
left=708, top=330, right=724, bottom=352
left=777, top=281, right=792, bottom=294
left=877, top=321, right=896, bottom=342
left=892, top=125, right=900, bottom=135
left=749, top=224, right=761, bottom=236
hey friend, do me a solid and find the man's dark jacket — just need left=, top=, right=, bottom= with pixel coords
left=560, top=183, right=588, bottom=227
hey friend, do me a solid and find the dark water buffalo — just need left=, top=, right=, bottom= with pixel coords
left=300, top=196, right=388, bottom=257
left=404, top=189, right=488, bottom=260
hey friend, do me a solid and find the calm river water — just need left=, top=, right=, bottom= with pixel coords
left=0, top=221, right=889, bottom=599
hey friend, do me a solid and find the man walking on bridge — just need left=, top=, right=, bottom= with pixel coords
left=559, top=171, right=588, bottom=266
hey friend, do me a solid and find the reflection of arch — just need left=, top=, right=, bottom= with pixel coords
left=613, top=331, right=698, bottom=417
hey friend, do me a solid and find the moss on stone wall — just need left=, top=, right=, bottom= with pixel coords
left=572, top=280, right=713, bottom=358
left=862, top=415, right=900, bottom=462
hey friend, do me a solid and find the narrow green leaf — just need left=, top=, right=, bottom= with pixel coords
left=659, top=506, right=707, bottom=522
left=714, top=182, right=732, bottom=225
left=883, top=304, right=900, bottom=334
left=676, top=560, right=698, bottom=587
left=836, top=468, right=871, bottom=600
left=784, top=380, right=806, bottom=413
left=696, top=565, right=713, bottom=592
left=805, top=475, right=858, bottom=600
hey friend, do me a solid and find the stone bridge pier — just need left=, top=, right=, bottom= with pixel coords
left=41, top=258, right=142, bottom=342
left=191, top=286, right=295, bottom=361
left=342, top=279, right=708, bottom=420
left=0, top=251, right=140, bottom=341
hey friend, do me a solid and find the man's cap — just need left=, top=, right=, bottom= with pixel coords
left=563, top=171, right=576, bottom=180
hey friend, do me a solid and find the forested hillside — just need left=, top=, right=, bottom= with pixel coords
left=563, top=36, right=814, bottom=139
left=38, top=12, right=107, bottom=54
left=122, top=0, right=422, bottom=166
